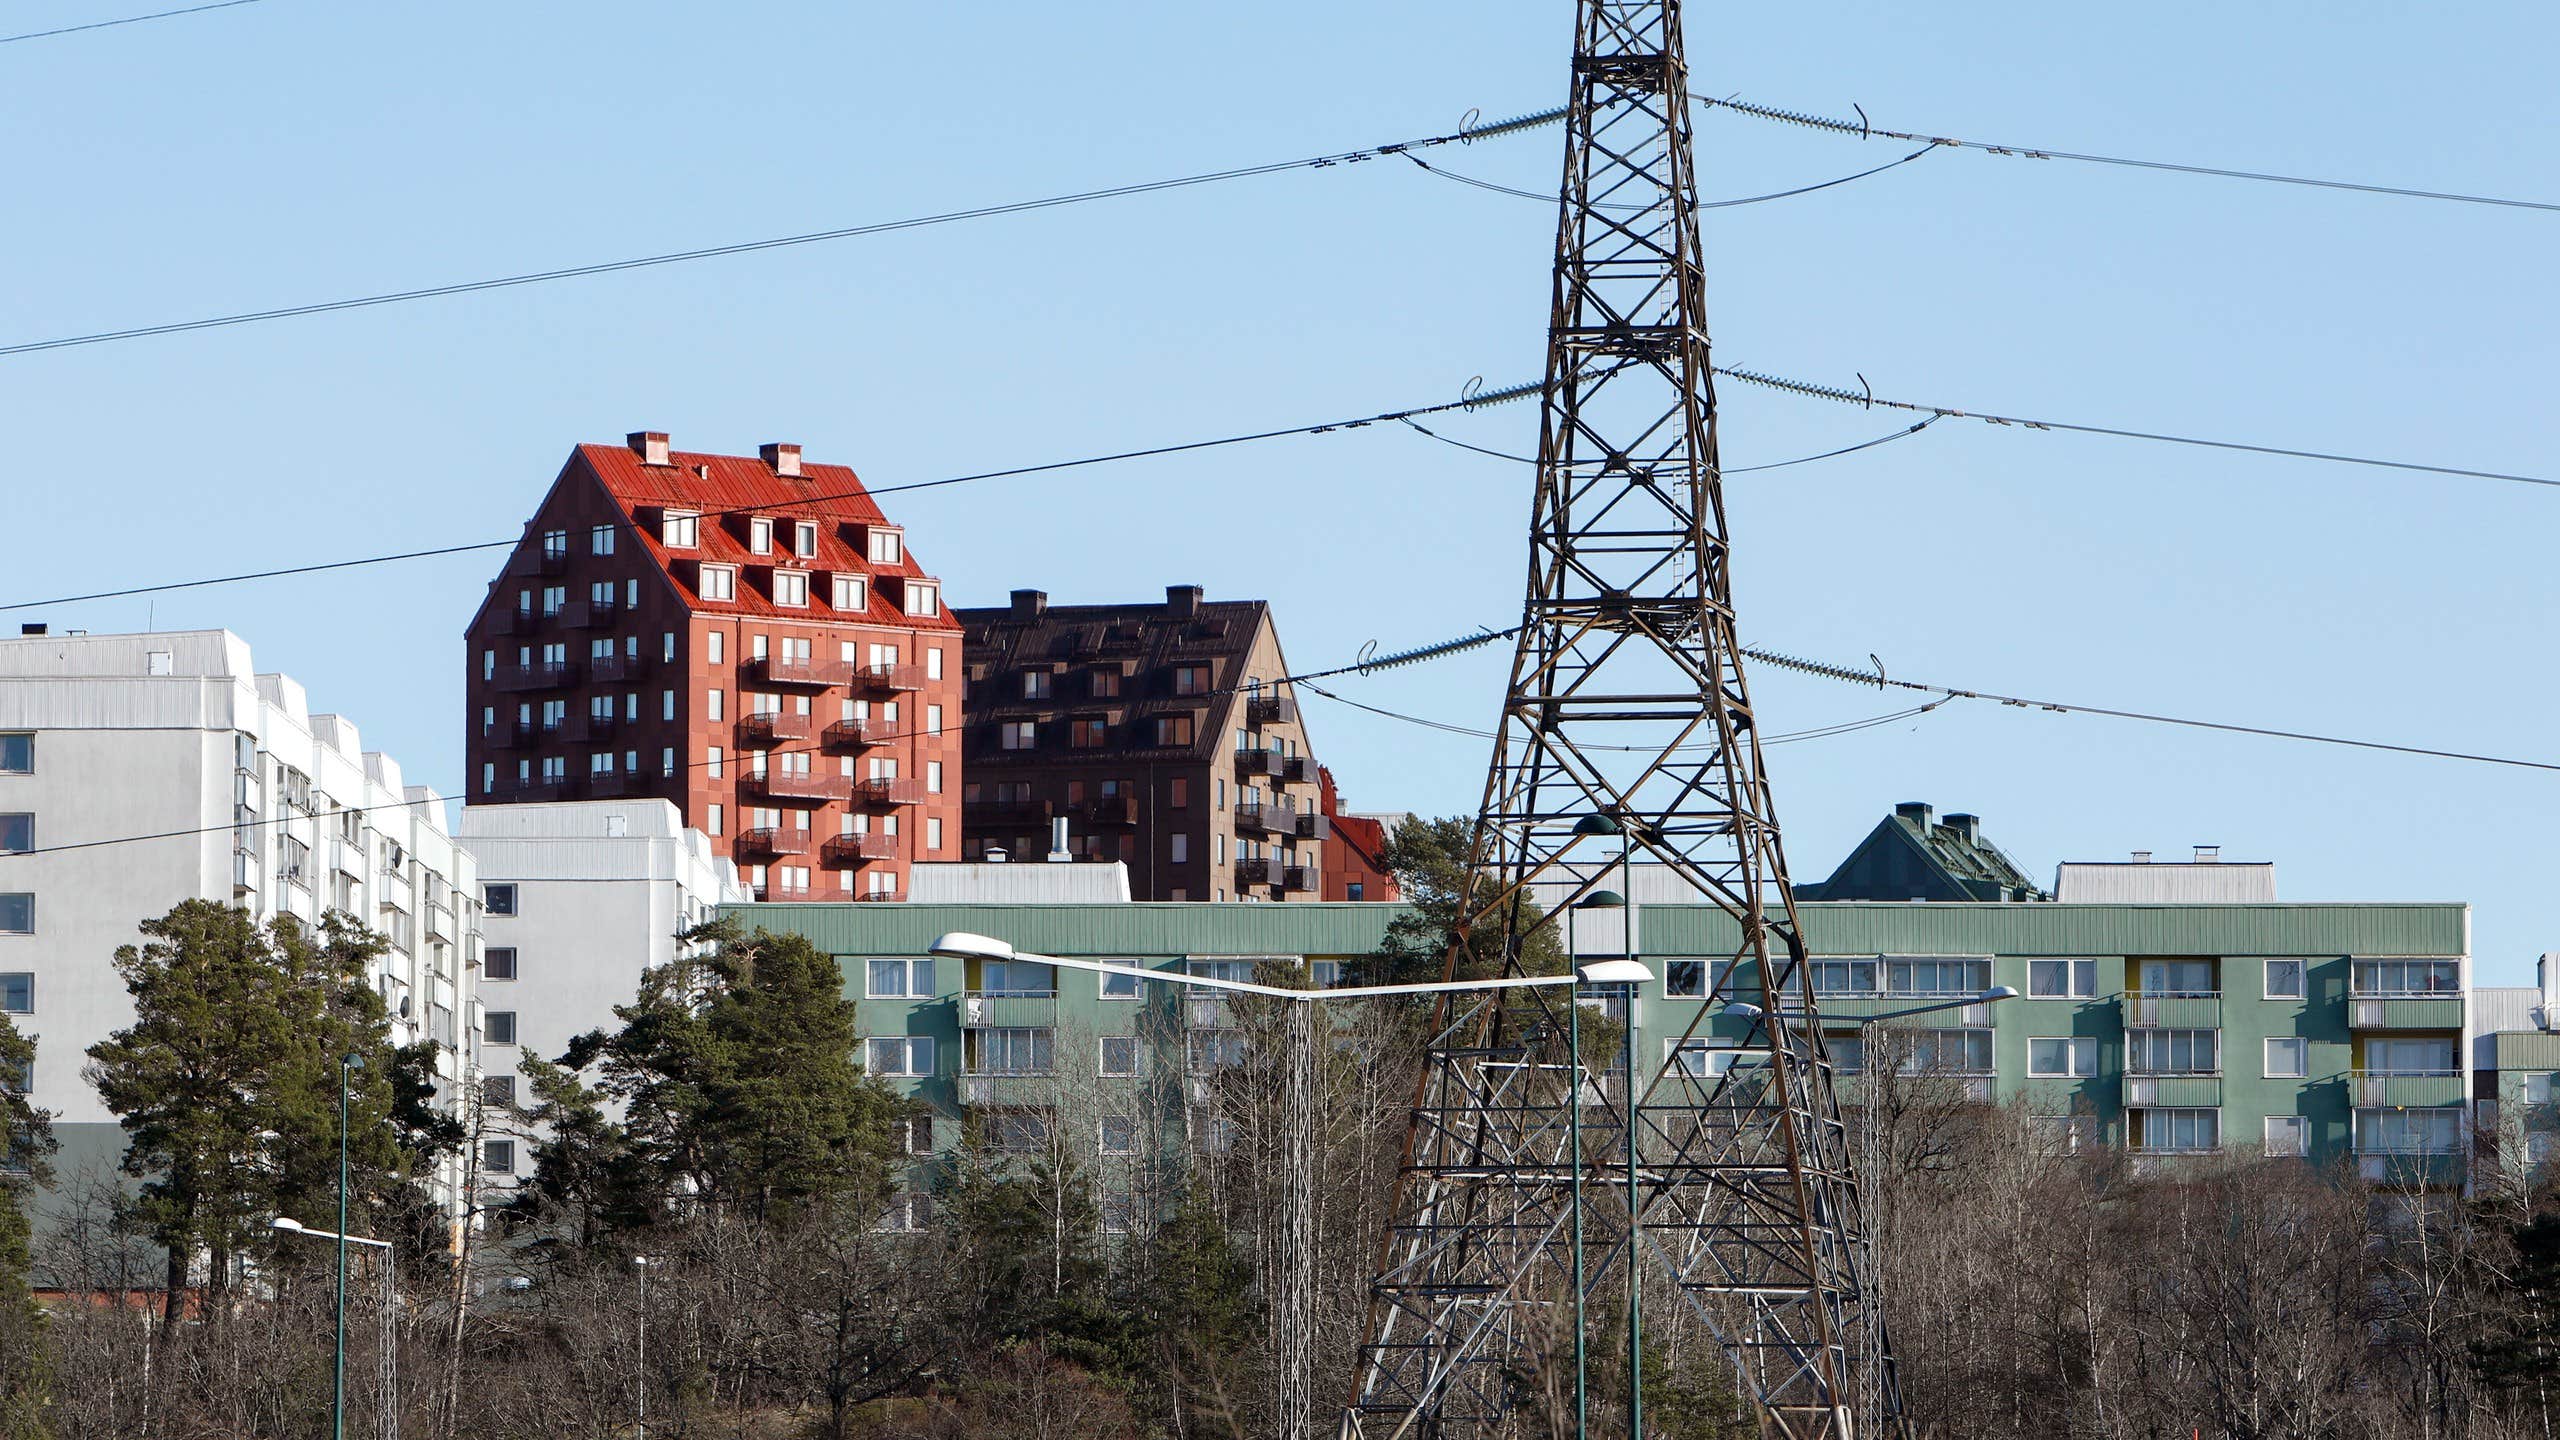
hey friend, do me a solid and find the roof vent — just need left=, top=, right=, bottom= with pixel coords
left=1894, top=801, right=1933, bottom=828
left=759, top=443, right=802, bottom=478
left=627, top=431, right=671, bottom=466
left=1944, top=813, right=1980, bottom=843
left=1165, top=584, right=1204, bottom=618
left=2194, top=845, right=2220, bottom=863
left=1011, top=589, right=1048, bottom=621
left=2131, top=850, right=2153, bottom=864
left=984, top=847, right=1009, bottom=864
left=17, top=624, right=43, bottom=637
left=1049, top=816, right=1073, bottom=863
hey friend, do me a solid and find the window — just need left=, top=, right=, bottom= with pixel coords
left=2264, top=1114, right=2307, bottom=1157
left=794, top=521, right=818, bottom=557
left=1098, top=1117, right=1138, bottom=1156
left=0, top=816, right=27, bottom=855
left=484, top=947, right=517, bottom=981
left=481, top=1075, right=517, bottom=1109
left=904, top=581, right=939, bottom=617
left=587, top=523, right=616, bottom=555
left=0, top=895, right=30, bottom=935
left=1170, top=833, right=1189, bottom=864
left=2263, top=1036, right=2307, bottom=1078
left=2134, top=1107, right=2220, bottom=1154
left=0, top=735, right=29, bottom=773
left=482, top=1139, right=516, bottom=1175
left=1902, top=1029, right=1993, bottom=1074
left=1668, top=1040, right=1739, bottom=1078
left=926, top=816, right=943, bottom=851
left=707, top=689, right=725, bottom=722
left=657, top=509, right=699, bottom=547
left=2353, top=959, right=2460, bottom=996
left=2365, top=1036, right=2457, bottom=1075
left=698, top=565, right=735, bottom=602
left=1169, top=777, right=1189, bottom=808
left=485, top=1011, right=518, bottom=1045
left=0, top=973, right=28, bottom=1014
left=707, top=630, right=724, bottom=664
left=925, top=647, right=944, bottom=681
left=2135, top=958, right=2217, bottom=997
left=1001, top=721, right=1037, bottom=751
left=877, top=1193, right=931, bottom=1233
left=1156, top=715, right=1195, bottom=746
left=1089, top=668, right=1123, bottom=699
left=1171, top=665, right=1211, bottom=696
left=483, top=883, right=517, bottom=916
left=749, top=517, right=773, bottom=554
left=1809, top=959, right=1878, bottom=996
left=1187, top=1031, right=1247, bottom=1071
left=1664, top=960, right=1722, bottom=998
left=976, top=1028, right=1052, bottom=1075
left=1090, top=1035, right=1142, bottom=1078
left=927, top=760, right=943, bottom=795
left=1023, top=671, right=1052, bottom=700
left=1099, top=960, right=1143, bottom=1001
left=2027, top=959, right=2097, bottom=999
left=896, top=1117, right=935, bottom=1155
left=772, top=570, right=809, bottom=607
left=540, top=528, right=568, bottom=561
left=867, top=528, right=902, bottom=565
left=926, top=705, right=943, bottom=736
left=866, top=958, right=938, bottom=999
left=2028, top=1036, right=2097, bottom=1077
left=863, top=1036, right=936, bottom=1077
left=1884, top=957, right=1990, bottom=996
left=2357, top=1107, right=2460, bottom=1155
left=2032, top=1115, right=2100, bottom=1155
left=2127, top=1028, right=2220, bottom=1075
left=1072, top=718, right=1107, bottom=748
left=707, top=803, right=722, bottom=837
left=832, top=574, right=867, bottom=612
left=2263, top=959, right=2306, bottom=1000
left=1828, top=1032, right=1866, bottom=1074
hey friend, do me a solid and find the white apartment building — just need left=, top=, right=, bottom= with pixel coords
left=0, top=628, right=482, bottom=1222
left=456, top=798, right=745, bottom=1186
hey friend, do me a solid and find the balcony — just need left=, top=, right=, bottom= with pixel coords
left=1246, top=693, right=1296, bottom=727
left=821, top=832, right=898, bottom=865
left=738, top=710, right=815, bottom=745
left=856, top=662, right=924, bottom=692
left=822, top=717, right=882, bottom=749
left=1233, top=748, right=1282, bottom=778
left=331, top=838, right=366, bottom=877
left=749, top=655, right=852, bottom=688
left=552, top=599, right=590, bottom=629
left=963, top=991, right=1059, bottom=1028
left=960, top=1074, right=1052, bottom=1106
left=494, top=719, right=538, bottom=749
left=1234, top=857, right=1274, bottom=885
left=1185, top=994, right=1233, bottom=1030
left=536, top=547, right=570, bottom=576
left=968, top=795, right=1051, bottom=826
left=854, top=888, right=905, bottom=904
left=2353, top=1071, right=2467, bottom=1108
left=1282, top=864, right=1318, bottom=893
left=426, top=904, right=457, bottom=944
left=1084, top=794, right=1137, bottom=827
left=494, top=661, right=579, bottom=693
left=2124, top=993, right=2222, bottom=1029
left=745, top=769, right=840, bottom=803
left=764, top=883, right=814, bottom=902
left=585, top=771, right=642, bottom=799
left=2124, top=1075, right=2223, bottom=1107
left=855, top=776, right=924, bottom=807
left=579, top=594, right=625, bottom=628
left=736, top=826, right=810, bottom=857
left=1235, top=802, right=1292, bottom=834
left=1295, top=810, right=1329, bottom=840
left=509, top=776, right=575, bottom=802
left=496, top=606, right=538, bottom=636
left=537, top=713, right=588, bottom=744
left=1282, top=754, right=1318, bottom=784
left=587, top=652, right=647, bottom=684
left=2351, top=993, right=2465, bottom=1030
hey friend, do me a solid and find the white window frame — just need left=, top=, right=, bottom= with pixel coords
left=2264, top=1113, right=2307, bottom=1157
left=2263, top=958, right=2307, bottom=1000
left=697, top=564, right=736, bottom=602
left=2026, top=958, right=2097, bottom=999
left=832, top=574, right=867, bottom=612
left=1099, top=1036, right=1140, bottom=1076
left=772, top=569, right=809, bottom=607
left=865, top=957, right=937, bottom=999
left=1099, top=1118, right=1138, bottom=1157
left=2263, top=1035, right=2308, bottom=1079
left=662, top=511, right=698, bottom=548
left=1098, top=959, right=1144, bottom=1001
left=863, top=1035, right=935, bottom=1077
left=2028, top=1036, right=2096, bottom=1078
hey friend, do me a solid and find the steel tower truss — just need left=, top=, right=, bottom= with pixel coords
left=1345, top=4, right=1892, bottom=1436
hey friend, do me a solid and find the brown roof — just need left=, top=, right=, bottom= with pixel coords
left=960, top=590, right=1276, bottom=764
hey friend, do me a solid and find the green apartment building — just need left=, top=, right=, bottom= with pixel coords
left=733, top=883, right=2476, bottom=1202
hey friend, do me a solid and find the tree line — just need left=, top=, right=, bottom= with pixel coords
left=3, top=824, right=2560, bottom=1437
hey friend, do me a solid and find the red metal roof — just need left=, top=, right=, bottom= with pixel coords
left=574, top=442, right=960, bottom=629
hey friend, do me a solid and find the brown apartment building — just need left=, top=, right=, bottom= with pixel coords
left=463, top=432, right=963, bottom=900
left=958, top=587, right=1327, bottom=901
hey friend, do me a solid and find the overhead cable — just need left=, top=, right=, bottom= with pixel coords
left=0, top=624, right=1511, bottom=863
left=1401, top=143, right=1934, bottom=211
left=1695, top=93, right=2560, bottom=215
left=1299, top=680, right=1940, bottom=750
left=1715, top=364, right=2557, bottom=491
left=1397, top=412, right=1941, bottom=473
left=1, top=0, right=262, bottom=45
left=0, top=376, right=1551, bottom=614
left=1745, top=646, right=2560, bottom=774
left=0, top=109, right=1562, bottom=360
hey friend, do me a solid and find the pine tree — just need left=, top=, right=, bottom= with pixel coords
left=0, top=1012, right=57, bottom=1440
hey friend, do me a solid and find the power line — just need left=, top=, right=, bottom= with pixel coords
left=1695, top=93, right=2560, bottom=215
left=1397, top=412, right=1942, bottom=472
left=0, top=378, right=1547, bottom=614
left=1715, top=364, right=2558, bottom=491
left=0, top=108, right=1562, bottom=360
left=1298, top=679, right=1941, bottom=749
left=0, top=624, right=1513, bottom=863
left=1, top=0, right=262, bottom=45
left=1745, top=645, right=2560, bottom=775
left=1400, top=144, right=1934, bottom=210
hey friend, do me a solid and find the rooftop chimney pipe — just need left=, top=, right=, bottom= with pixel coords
left=1944, top=813, right=1980, bottom=843
left=17, top=624, right=43, bottom=637
left=984, top=847, right=1009, bottom=864
left=2194, top=845, right=2220, bottom=863
left=1165, top=584, right=1204, bottom=618
left=627, top=431, right=671, bottom=466
left=759, top=442, right=802, bottom=478
left=1894, top=801, right=1933, bottom=828
left=1049, top=816, right=1073, bottom=863
left=2131, top=850, right=2153, bottom=864
left=1011, top=589, right=1048, bottom=621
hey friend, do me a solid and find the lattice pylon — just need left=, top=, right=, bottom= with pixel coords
left=1343, top=3, right=1897, bottom=1436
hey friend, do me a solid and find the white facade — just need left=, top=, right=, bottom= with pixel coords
left=2055, top=850, right=2278, bottom=903
left=456, top=798, right=745, bottom=1183
left=0, top=629, right=480, bottom=1200
left=905, top=859, right=1132, bottom=904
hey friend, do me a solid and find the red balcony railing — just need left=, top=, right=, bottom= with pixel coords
left=739, top=710, right=814, bottom=745
left=746, top=769, right=840, bottom=802
left=823, top=717, right=882, bottom=749
left=736, top=826, right=810, bottom=856
left=853, top=888, right=906, bottom=904
left=587, top=652, right=647, bottom=684
left=856, top=662, right=924, bottom=693
left=854, top=776, right=925, bottom=806
left=821, top=832, right=899, bottom=865
left=495, top=662, right=579, bottom=693
left=510, top=777, right=575, bottom=802
left=749, top=655, right=853, bottom=688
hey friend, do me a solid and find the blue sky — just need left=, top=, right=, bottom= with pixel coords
left=5, top=3, right=2554, bottom=976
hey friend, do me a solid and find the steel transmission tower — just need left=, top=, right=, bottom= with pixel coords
left=1343, top=3, right=1892, bottom=1437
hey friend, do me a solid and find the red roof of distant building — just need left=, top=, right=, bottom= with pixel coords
left=574, top=442, right=959, bottom=629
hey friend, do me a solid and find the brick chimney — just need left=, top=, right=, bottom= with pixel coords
left=1166, top=584, right=1204, bottom=618
left=759, top=442, right=802, bottom=478
left=1010, top=589, right=1048, bottom=621
left=1894, top=801, right=1933, bottom=829
left=627, top=431, right=671, bottom=466
left=1944, top=813, right=1980, bottom=844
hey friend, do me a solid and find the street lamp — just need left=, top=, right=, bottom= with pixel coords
left=633, top=1255, right=655, bottom=1440
left=333, top=1050, right=364, bottom=1440
left=1724, top=983, right=2019, bottom=1425
left=927, top=930, right=1647, bottom=1440
left=272, top=1214, right=395, bottom=1440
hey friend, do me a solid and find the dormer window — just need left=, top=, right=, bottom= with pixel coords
left=749, top=518, right=773, bottom=555
left=772, top=570, right=809, bottom=608
left=1023, top=671, right=1051, bottom=700
left=904, top=580, right=939, bottom=617
left=831, top=574, right=868, bottom=612
left=868, top=527, right=903, bottom=565
left=662, top=510, right=698, bottom=548
left=698, top=564, right=736, bottom=602
left=794, top=521, right=818, bottom=557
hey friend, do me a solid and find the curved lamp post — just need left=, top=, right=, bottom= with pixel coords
left=272, top=1214, right=394, bottom=1440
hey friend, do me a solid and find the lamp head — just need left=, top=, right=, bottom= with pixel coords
left=1574, top=957, right=1653, bottom=986
left=1574, top=889, right=1627, bottom=911
left=1572, top=814, right=1622, bottom=837
left=271, top=1216, right=305, bottom=1233
left=503, top=1276, right=534, bottom=1292
left=929, top=931, right=1016, bottom=963
left=1724, top=1002, right=1766, bottom=1022
left=1979, top=985, right=2021, bottom=1002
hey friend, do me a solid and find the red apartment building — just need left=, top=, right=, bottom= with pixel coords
left=1317, top=766, right=1401, bottom=902
left=463, top=432, right=963, bottom=900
